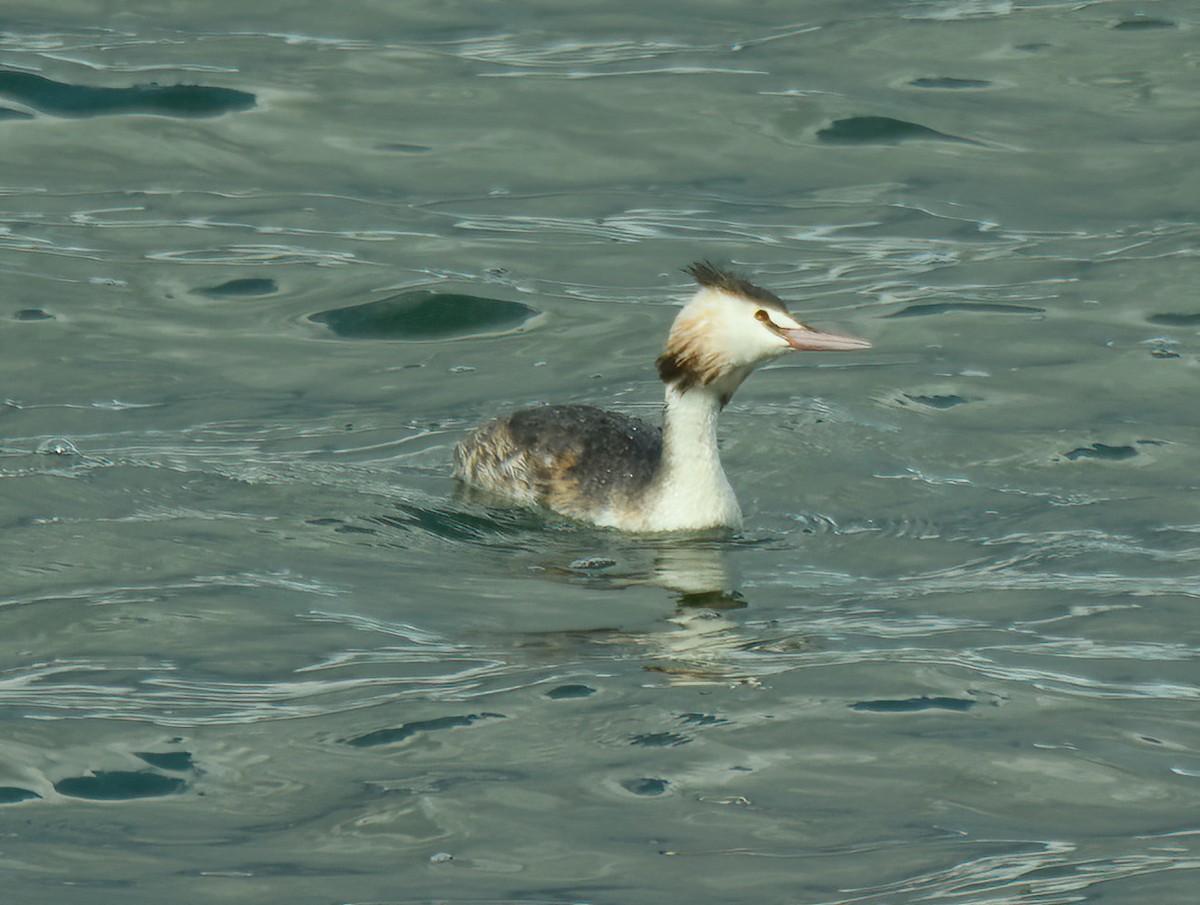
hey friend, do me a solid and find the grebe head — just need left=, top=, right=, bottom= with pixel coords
left=657, top=262, right=870, bottom=402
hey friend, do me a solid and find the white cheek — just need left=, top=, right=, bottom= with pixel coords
left=727, top=316, right=789, bottom=360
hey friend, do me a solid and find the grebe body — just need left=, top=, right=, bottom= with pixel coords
left=453, top=263, right=870, bottom=532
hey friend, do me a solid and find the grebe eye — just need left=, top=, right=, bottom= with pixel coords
left=754, top=309, right=771, bottom=322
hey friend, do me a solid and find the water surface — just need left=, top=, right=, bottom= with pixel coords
left=2, top=1, right=1199, bottom=903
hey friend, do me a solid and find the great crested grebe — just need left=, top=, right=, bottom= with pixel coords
left=453, top=262, right=870, bottom=532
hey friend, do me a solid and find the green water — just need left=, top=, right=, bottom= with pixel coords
left=2, top=2, right=1199, bottom=903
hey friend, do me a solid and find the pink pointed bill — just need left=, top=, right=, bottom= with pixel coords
left=781, top=327, right=871, bottom=352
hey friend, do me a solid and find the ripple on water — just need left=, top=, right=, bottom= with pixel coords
left=841, top=839, right=1186, bottom=904
left=309, top=291, right=538, bottom=341
left=134, top=751, right=196, bottom=772
left=629, top=731, right=690, bottom=748
left=369, top=501, right=549, bottom=545
left=34, top=437, right=81, bottom=457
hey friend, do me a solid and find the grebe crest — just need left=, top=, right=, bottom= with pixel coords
left=454, top=262, right=870, bottom=532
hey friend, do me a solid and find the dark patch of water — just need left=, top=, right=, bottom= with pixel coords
left=191, top=278, right=279, bottom=298
left=377, top=142, right=433, bottom=153
left=0, top=786, right=41, bottom=804
left=850, top=696, right=976, bottom=713
left=621, top=778, right=669, bottom=796
left=310, top=290, right=537, bottom=341
left=0, top=69, right=255, bottom=118
left=53, top=770, right=187, bottom=800
left=902, top=393, right=970, bottom=409
left=1146, top=312, right=1200, bottom=326
left=1062, top=443, right=1137, bottom=462
left=886, top=301, right=1044, bottom=318
left=13, top=308, right=54, bottom=321
left=629, top=731, right=690, bottom=747
left=817, top=116, right=975, bottom=145
left=678, top=712, right=728, bottom=727
left=1112, top=17, right=1175, bottom=30
left=546, top=684, right=597, bottom=699
left=909, top=77, right=992, bottom=89
left=345, top=713, right=505, bottom=748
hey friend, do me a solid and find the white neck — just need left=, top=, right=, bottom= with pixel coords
left=642, top=382, right=742, bottom=531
